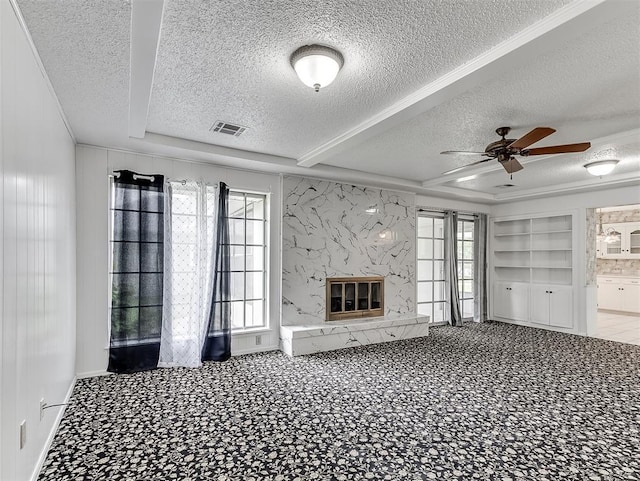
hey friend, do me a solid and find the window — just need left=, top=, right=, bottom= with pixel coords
left=417, top=213, right=476, bottom=323
left=110, top=182, right=269, bottom=342
left=227, top=191, right=268, bottom=330
left=457, top=217, right=475, bottom=319
left=168, top=182, right=216, bottom=341
left=417, top=215, right=447, bottom=323
left=109, top=174, right=164, bottom=345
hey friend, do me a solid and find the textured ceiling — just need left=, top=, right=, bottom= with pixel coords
left=14, top=0, right=640, bottom=202
left=146, top=0, right=573, bottom=158
left=321, top=10, right=640, bottom=182
left=17, top=0, right=131, bottom=148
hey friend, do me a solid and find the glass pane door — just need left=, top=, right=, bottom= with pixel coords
left=605, top=229, right=622, bottom=255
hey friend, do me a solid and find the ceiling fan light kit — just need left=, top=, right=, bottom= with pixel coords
left=440, top=126, right=592, bottom=177
left=291, top=45, right=344, bottom=92
left=584, top=160, right=619, bottom=176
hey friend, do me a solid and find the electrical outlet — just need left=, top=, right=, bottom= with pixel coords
left=40, top=399, right=46, bottom=421
left=255, top=335, right=262, bottom=346
left=19, top=420, right=26, bottom=449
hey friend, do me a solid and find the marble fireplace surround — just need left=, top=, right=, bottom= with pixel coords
left=280, top=176, right=429, bottom=356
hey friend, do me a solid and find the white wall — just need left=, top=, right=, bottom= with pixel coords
left=1, top=2, right=77, bottom=480
left=75, top=145, right=282, bottom=377
left=490, top=185, right=640, bottom=335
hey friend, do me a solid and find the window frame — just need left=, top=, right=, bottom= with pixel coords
left=416, top=213, right=448, bottom=325
left=226, top=190, right=269, bottom=332
left=416, top=212, right=476, bottom=325
left=457, top=215, right=475, bottom=320
left=107, top=175, right=165, bottom=346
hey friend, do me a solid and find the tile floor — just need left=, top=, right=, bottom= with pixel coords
left=595, top=310, right=640, bottom=345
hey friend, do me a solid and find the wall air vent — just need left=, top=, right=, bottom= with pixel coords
left=495, top=183, right=516, bottom=188
left=210, top=121, right=248, bottom=137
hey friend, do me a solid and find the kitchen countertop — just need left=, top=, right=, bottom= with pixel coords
left=597, top=274, right=640, bottom=279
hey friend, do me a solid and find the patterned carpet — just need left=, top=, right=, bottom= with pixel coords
left=39, top=322, right=640, bottom=481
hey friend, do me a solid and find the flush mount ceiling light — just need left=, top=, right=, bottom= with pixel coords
left=584, top=159, right=619, bottom=176
left=290, top=45, right=344, bottom=92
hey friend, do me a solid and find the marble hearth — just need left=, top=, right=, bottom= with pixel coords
left=280, top=315, right=429, bottom=356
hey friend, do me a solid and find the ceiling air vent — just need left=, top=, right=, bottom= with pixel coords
left=210, top=121, right=247, bottom=137
left=494, top=183, right=516, bottom=188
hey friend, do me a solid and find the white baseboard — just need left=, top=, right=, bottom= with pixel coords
left=78, top=346, right=281, bottom=379
left=30, top=376, right=76, bottom=481
left=76, top=370, right=113, bottom=379
left=231, top=345, right=280, bottom=356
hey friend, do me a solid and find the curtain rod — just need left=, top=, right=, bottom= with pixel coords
left=112, top=171, right=156, bottom=182
left=167, top=179, right=218, bottom=188
left=417, top=207, right=481, bottom=217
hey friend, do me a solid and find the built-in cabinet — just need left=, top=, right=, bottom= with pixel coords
left=596, top=222, right=640, bottom=258
left=493, top=282, right=529, bottom=321
left=597, top=276, right=640, bottom=313
left=530, top=285, right=573, bottom=328
left=491, top=213, right=575, bottom=330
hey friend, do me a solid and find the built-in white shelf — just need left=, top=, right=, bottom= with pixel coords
left=531, top=248, right=572, bottom=252
left=491, top=213, right=575, bottom=331
left=531, top=229, right=572, bottom=235
left=531, top=266, right=572, bottom=269
left=494, top=232, right=531, bottom=237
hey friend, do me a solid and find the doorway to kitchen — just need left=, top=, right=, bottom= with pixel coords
left=592, top=204, right=640, bottom=345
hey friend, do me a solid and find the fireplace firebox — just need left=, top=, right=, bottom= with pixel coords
left=326, top=276, right=384, bottom=321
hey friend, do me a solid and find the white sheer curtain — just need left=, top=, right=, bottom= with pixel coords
left=159, top=181, right=217, bottom=368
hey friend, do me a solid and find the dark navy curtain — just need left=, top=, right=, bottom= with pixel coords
left=202, top=182, right=231, bottom=361
left=108, top=170, right=164, bottom=373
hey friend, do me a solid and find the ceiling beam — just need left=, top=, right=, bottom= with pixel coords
left=296, top=0, right=626, bottom=168
left=134, top=133, right=428, bottom=194
left=128, top=0, right=165, bottom=139
left=494, top=172, right=640, bottom=202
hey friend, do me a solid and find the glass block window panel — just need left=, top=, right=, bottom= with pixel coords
left=226, top=191, right=268, bottom=330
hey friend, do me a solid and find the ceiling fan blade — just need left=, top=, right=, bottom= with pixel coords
left=500, top=157, right=524, bottom=174
left=440, top=150, right=488, bottom=155
left=508, top=127, right=556, bottom=150
left=441, top=158, right=492, bottom=176
left=524, top=142, right=591, bottom=156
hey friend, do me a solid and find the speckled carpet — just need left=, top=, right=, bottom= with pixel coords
left=39, top=322, right=639, bottom=480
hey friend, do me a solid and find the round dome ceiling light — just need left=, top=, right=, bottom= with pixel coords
left=290, top=45, right=344, bottom=92
left=584, top=159, right=619, bottom=176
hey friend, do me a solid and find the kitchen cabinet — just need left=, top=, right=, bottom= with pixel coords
left=598, top=222, right=640, bottom=259
left=597, top=276, right=640, bottom=313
